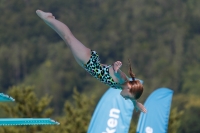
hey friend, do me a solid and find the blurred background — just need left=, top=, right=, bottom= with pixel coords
left=0, top=0, right=200, bottom=132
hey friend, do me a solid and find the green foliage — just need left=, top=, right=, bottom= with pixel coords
left=171, top=94, right=200, bottom=133
left=0, top=85, right=53, bottom=133
left=0, top=86, right=95, bottom=133
left=0, top=0, right=200, bottom=132
left=176, top=95, right=200, bottom=133
left=168, top=107, right=184, bottom=133
left=0, top=85, right=53, bottom=118
left=129, top=121, right=137, bottom=133
left=42, top=88, right=96, bottom=133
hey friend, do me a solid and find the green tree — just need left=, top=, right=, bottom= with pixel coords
left=0, top=85, right=53, bottom=133
left=1, top=0, right=200, bottom=132
left=129, top=120, right=137, bottom=133
left=42, top=88, right=96, bottom=133
left=168, top=107, right=184, bottom=133
left=177, top=95, right=200, bottom=133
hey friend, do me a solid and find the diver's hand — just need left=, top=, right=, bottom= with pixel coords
left=132, top=100, right=147, bottom=113
left=135, top=102, right=147, bottom=113
left=113, top=61, right=122, bottom=73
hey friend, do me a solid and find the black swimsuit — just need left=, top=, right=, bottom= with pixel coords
left=84, top=50, right=120, bottom=89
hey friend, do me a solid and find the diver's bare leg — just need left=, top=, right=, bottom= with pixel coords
left=36, top=10, right=91, bottom=66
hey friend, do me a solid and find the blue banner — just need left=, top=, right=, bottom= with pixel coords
left=87, top=88, right=134, bottom=133
left=136, top=88, right=173, bottom=133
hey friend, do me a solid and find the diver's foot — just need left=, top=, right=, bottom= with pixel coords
left=36, top=10, right=55, bottom=21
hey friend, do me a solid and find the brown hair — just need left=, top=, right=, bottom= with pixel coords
left=128, top=59, right=143, bottom=99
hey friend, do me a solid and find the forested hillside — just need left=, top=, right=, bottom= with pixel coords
left=0, top=0, right=200, bottom=132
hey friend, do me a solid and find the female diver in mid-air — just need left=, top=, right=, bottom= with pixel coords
left=36, top=10, right=147, bottom=113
